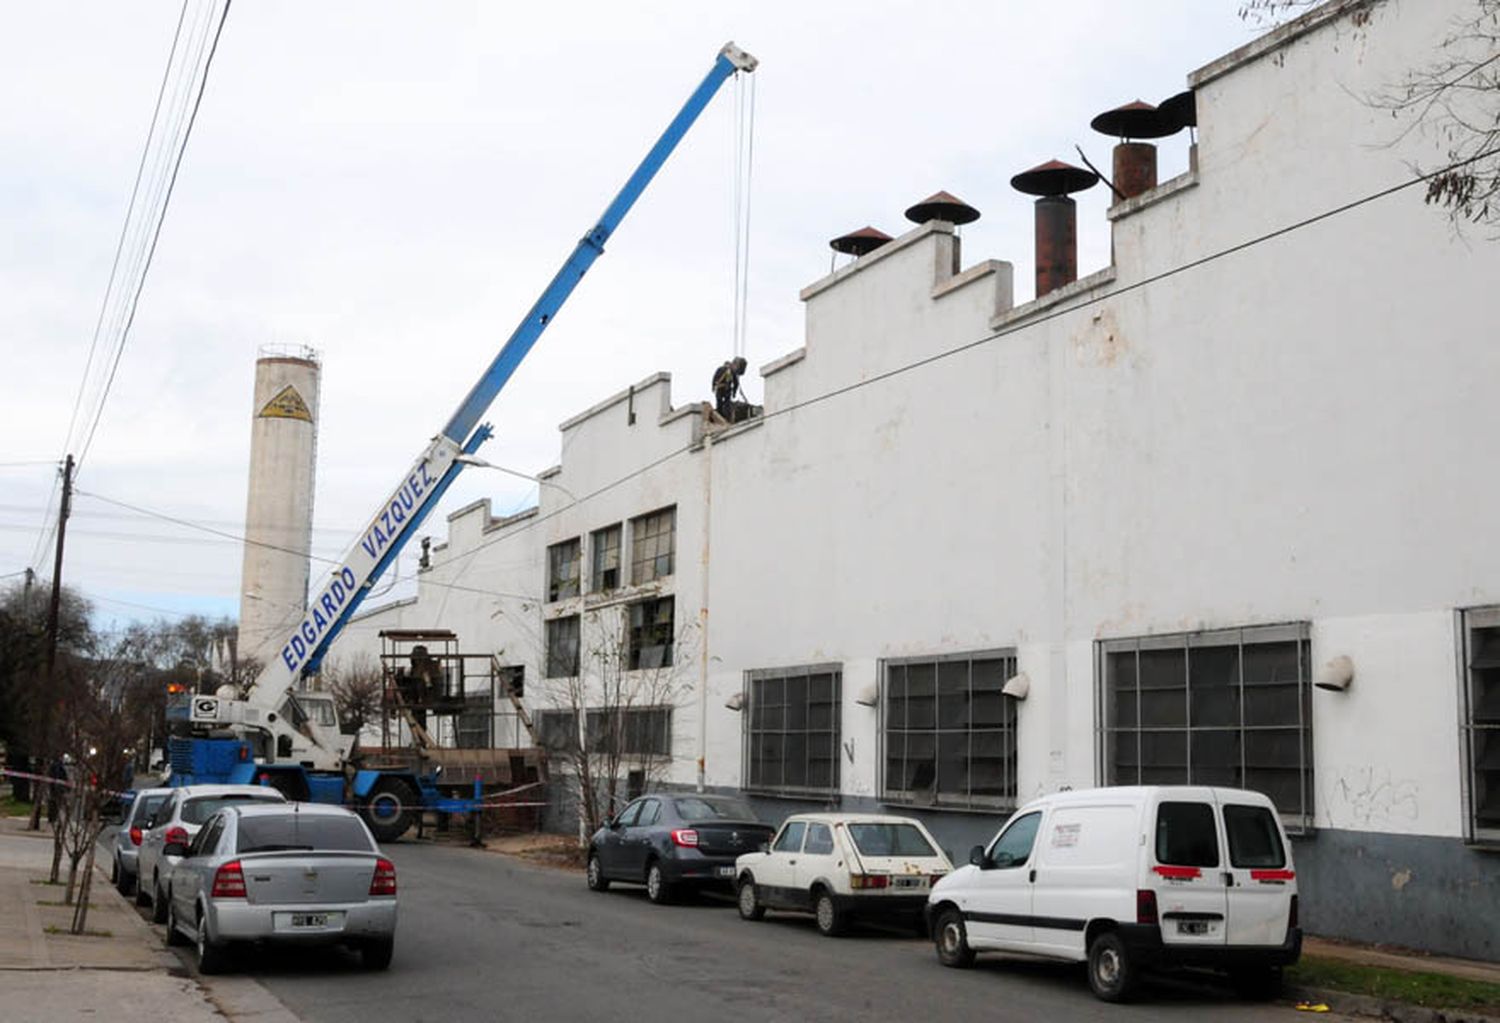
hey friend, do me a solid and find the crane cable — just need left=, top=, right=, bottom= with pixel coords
left=731, top=70, right=757, bottom=361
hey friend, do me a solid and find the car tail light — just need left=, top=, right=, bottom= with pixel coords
left=1136, top=889, right=1159, bottom=925
left=211, top=860, right=246, bottom=898
left=1289, top=894, right=1299, bottom=930
left=163, top=826, right=190, bottom=849
left=849, top=874, right=890, bottom=890
left=669, top=829, right=699, bottom=848
left=128, top=827, right=142, bottom=846
left=370, top=858, right=397, bottom=897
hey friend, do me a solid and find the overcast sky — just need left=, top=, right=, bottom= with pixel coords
left=2, top=1, right=1263, bottom=632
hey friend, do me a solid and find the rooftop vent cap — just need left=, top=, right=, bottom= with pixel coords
left=904, top=190, right=981, bottom=226
left=1010, top=159, right=1099, bottom=197
left=829, top=226, right=894, bottom=256
left=1156, top=90, right=1197, bottom=133
left=1089, top=100, right=1175, bottom=140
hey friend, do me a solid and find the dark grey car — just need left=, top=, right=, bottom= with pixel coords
left=586, top=794, right=773, bottom=904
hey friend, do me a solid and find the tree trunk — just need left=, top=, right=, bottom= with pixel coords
left=71, top=812, right=98, bottom=934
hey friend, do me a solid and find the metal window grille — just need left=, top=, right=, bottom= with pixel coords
left=590, top=524, right=622, bottom=592
left=627, top=597, right=674, bottom=670
left=544, top=615, right=580, bottom=679
left=629, top=507, right=676, bottom=585
left=547, top=538, right=581, bottom=602
left=880, top=650, right=1019, bottom=810
left=1460, top=608, right=1500, bottom=843
left=536, top=709, right=580, bottom=753
left=456, top=695, right=492, bottom=749
left=742, top=664, right=841, bottom=797
left=585, top=707, right=672, bottom=756
left=1097, top=623, right=1314, bottom=831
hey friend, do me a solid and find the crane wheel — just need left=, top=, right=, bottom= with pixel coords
left=362, top=779, right=417, bottom=843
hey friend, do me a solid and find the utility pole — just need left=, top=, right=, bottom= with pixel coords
left=27, top=455, right=73, bottom=831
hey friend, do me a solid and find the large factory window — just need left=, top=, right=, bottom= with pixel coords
left=627, top=597, right=674, bottom=670
left=547, top=538, right=581, bottom=602
left=743, top=665, right=841, bottom=797
left=590, top=524, right=622, bottom=592
left=585, top=707, right=672, bottom=757
left=1100, top=624, right=1313, bottom=830
left=1461, top=608, right=1500, bottom=843
left=545, top=615, right=580, bottom=679
left=629, top=506, right=675, bottom=585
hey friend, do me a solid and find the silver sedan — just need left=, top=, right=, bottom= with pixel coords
left=163, top=802, right=398, bottom=974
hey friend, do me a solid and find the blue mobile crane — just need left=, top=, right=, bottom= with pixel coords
left=165, top=42, right=758, bottom=841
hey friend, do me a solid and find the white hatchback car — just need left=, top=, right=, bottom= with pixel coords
left=734, top=813, right=952, bottom=936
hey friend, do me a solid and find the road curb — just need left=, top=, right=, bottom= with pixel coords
left=1288, top=985, right=1500, bottom=1023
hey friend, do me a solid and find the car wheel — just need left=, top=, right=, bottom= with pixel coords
left=934, top=907, right=975, bottom=968
left=134, top=875, right=151, bottom=907
left=361, top=938, right=394, bottom=971
left=115, top=862, right=134, bottom=897
left=362, top=780, right=417, bottom=844
left=165, top=895, right=189, bottom=947
left=109, top=857, right=118, bottom=884
left=645, top=861, right=673, bottom=904
left=151, top=877, right=169, bottom=924
left=586, top=853, right=610, bottom=892
left=1087, top=931, right=1137, bottom=1002
left=813, top=889, right=845, bottom=937
left=737, top=877, right=765, bottom=921
left=195, top=913, right=229, bottom=975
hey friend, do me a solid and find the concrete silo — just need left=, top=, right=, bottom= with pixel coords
left=237, top=345, right=320, bottom=672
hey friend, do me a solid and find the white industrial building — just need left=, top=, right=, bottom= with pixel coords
left=333, top=0, right=1500, bottom=959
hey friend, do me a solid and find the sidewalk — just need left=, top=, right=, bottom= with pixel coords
left=0, top=813, right=226, bottom=1023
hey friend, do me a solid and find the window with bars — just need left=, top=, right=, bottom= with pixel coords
left=547, top=538, right=581, bottom=602
left=627, top=597, right=674, bottom=670
left=1099, top=624, right=1313, bottom=828
left=590, top=524, right=622, bottom=593
left=544, top=615, right=580, bottom=679
left=585, top=707, right=672, bottom=757
left=456, top=695, right=492, bottom=749
left=536, top=709, right=579, bottom=754
left=630, top=507, right=675, bottom=585
left=882, top=651, right=1019, bottom=809
left=743, top=665, right=841, bottom=796
left=1461, top=608, right=1500, bottom=842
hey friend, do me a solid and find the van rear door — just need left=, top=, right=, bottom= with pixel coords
left=1218, top=798, right=1295, bottom=946
left=1151, top=797, right=1228, bottom=947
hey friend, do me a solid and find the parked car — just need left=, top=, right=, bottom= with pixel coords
left=137, top=784, right=286, bottom=923
left=926, top=785, right=1301, bottom=1002
left=162, top=802, right=398, bottom=974
left=586, top=793, right=773, bottom=903
left=734, top=813, right=952, bottom=936
left=111, top=786, right=173, bottom=896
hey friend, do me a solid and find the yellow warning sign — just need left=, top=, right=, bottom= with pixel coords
left=258, top=385, right=313, bottom=422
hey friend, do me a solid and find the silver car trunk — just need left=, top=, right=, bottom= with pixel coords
left=241, top=852, right=378, bottom=906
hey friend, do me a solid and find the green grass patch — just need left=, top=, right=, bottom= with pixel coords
left=42, top=926, right=112, bottom=938
left=35, top=899, right=93, bottom=907
left=0, top=793, right=33, bottom=817
left=1289, top=956, right=1500, bottom=1012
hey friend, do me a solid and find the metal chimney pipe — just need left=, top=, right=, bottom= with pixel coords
left=1034, top=195, right=1078, bottom=296
left=1112, top=142, right=1158, bottom=201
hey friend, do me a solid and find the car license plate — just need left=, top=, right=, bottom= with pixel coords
left=293, top=913, right=329, bottom=928
left=716, top=866, right=736, bottom=879
left=1177, top=920, right=1210, bottom=936
left=892, top=876, right=925, bottom=889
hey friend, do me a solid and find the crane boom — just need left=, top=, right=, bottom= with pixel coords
left=239, top=42, right=757, bottom=731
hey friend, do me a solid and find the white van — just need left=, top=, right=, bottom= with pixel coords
left=926, top=786, right=1300, bottom=1002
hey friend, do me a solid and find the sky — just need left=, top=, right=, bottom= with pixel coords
left=1, top=1, right=1267, bottom=633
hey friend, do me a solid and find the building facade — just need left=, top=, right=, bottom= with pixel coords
left=333, top=0, right=1500, bottom=959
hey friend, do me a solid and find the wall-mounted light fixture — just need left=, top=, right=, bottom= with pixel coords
left=724, top=692, right=746, bottom=712
left=854, top=684, right=879, bottom=708
left=1002, top=672, right=1031, bottom=700
left=1314, top=655, right=1355, bottom=692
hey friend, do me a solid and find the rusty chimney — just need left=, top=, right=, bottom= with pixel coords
left=1090, top=100, right=1174, bottom=202
left=1010, top=160, right=1098, bottom=298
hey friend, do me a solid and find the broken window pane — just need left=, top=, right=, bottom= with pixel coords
left=547, top=538, right=581, bottom=602
left=744, top=665, right=842, bottom=796
left=590, top=524, right=621, bottom=592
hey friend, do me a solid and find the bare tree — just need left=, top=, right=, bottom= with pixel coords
left=1241, top=0, right=1500, bottom=227
left=323, top=652, right=384, bottom=738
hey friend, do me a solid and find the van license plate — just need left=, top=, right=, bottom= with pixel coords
left=292, top=913, right=328, bottom=928
left=1177, top=920, right=1209, bottom=936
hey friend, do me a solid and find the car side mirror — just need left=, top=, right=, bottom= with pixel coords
left=968, top=844, right=988, bottom=869
left=164, top=842, right=190, bottom=858
left=607, top=817, right=622, bottom=830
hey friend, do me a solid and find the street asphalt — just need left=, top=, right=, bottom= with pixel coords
left=174, top=838, right=1342, bottom=1023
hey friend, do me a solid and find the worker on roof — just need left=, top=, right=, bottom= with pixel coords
left=712, top=356, right=747, bottom=420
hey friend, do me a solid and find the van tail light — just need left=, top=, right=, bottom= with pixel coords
left=128, top=827, right=143, bottom=846
left=849, top=874, right=890, bottom=890
left=163, top=826, right=190, bottom=850
left=369, top=858, right=397, bottom=897
left=670, top=829, right=699, bottom=848
left=1136, top=889, right=1159, bottom=925
left=1288, top=894, right=1299, bottom=930
left=211, top=860, right=247, bottom=898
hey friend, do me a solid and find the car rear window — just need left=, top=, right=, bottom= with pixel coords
left=846, top=823, right=936, bottom=857
left=673, top=796, right=756, bottom=821
left=1223, top=804, right=1286, bottom=868
left=182, top=794, right=282, bottom=825
left=132, top=794, right=169, bottom=826
left=237, top=815, right=374, bottom=853
left=1155, top=802, right=1220, bottom=867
